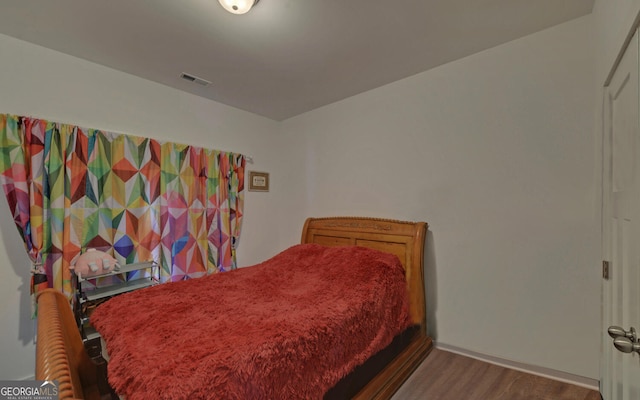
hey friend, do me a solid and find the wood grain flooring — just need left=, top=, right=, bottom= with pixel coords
left=390, top=349, right=601, bottom=400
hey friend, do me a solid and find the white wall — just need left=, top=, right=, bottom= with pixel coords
left=0, top=33, right=301, bottom=380
left=283, top=15, right=599, bottom=379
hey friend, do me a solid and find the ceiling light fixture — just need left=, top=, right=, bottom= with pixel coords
left=218, top=0, right=259, bottom=15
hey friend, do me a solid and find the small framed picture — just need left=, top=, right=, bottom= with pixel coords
left=248, top=171, right=269, bottom=192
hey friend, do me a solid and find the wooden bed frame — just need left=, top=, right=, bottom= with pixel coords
left=36, top=216, right=432, bottom=400
left=302, top=217, right=433, bottom=399
left=35, top=288, right=112, bottom=399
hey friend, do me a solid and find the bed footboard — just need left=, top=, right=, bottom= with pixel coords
left=36, top=288, right=113, bottom=400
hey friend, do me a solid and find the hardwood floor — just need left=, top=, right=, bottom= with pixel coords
left=391, top=349, right=601, bottom=400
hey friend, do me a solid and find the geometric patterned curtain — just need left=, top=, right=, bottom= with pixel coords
left=0, top=114, right=245, bottom=312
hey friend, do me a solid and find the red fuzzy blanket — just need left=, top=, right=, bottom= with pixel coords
left=91, top=244, right=412, bottom=399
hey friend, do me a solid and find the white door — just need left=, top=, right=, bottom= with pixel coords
left=602, top=29, right=640, bottom=400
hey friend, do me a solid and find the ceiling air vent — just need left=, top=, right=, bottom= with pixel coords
left=179, top=72, right=211, bottom=86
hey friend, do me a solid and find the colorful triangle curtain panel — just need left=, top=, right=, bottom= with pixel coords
left=0, top=114, right=245, bottom=314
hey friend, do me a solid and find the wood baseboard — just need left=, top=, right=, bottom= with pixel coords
left=435, top=342, right=599, bottom=391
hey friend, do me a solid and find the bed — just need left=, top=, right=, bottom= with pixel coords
left=35, top=216, right=432, bottom=399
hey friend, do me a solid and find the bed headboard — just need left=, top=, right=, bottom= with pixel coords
left=301, top=217, right=427, bottom=332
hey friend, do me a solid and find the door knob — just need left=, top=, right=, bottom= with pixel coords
left=608, top=326, right=637, bottom=341
left=613, top=337, right=640, bottom=354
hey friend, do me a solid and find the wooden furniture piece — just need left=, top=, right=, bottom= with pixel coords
left=35, top=216, right=431, bottom=399
left=35, top=288, right=113, bottom=400
left=302, top=217, right=433, bottom=399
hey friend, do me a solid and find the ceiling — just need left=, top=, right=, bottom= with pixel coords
left=0, top=1, right=594, bottom=121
